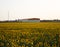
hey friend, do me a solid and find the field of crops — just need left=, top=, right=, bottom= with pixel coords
left=0, top=22, right=60, bottom=47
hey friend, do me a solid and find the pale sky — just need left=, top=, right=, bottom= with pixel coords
left=0, top=0, right=60, bottom=20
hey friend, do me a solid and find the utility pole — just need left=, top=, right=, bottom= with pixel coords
left=8, top=11, right=9, bottom=21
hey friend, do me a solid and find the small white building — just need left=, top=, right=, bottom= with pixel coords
left=18, top=18, right=40, bottom=22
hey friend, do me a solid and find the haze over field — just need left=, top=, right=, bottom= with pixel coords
left=0, top=0, right=60, bottom=21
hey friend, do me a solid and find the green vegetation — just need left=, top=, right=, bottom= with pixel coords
left=0, top=22, right=60, bottom=47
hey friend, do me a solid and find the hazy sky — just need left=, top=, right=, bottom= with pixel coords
left=0, top=0, right=60, bottom=20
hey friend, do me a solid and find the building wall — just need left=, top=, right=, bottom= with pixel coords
left=20, top=20, right=40, bottom=22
